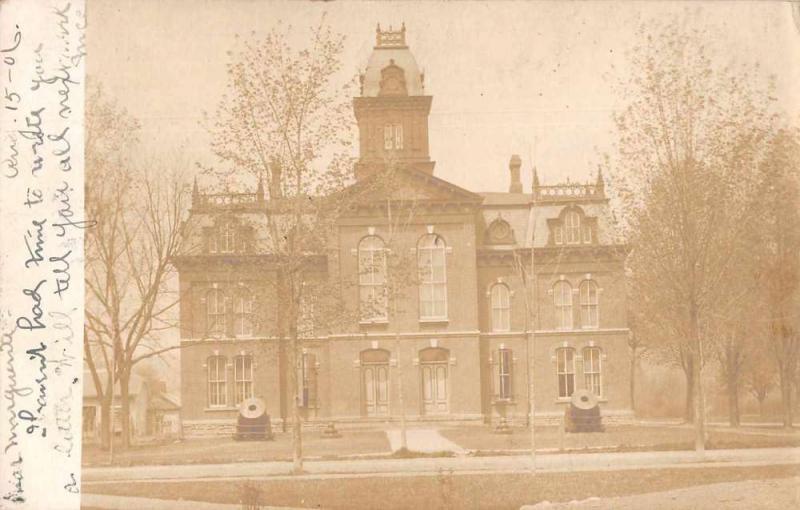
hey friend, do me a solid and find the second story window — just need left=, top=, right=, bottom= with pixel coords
left=206, top=289, right=226, bottom=337
left=233, top=290, right=254, bottom=337
left=418, top=234, right=447, bottom=320
left=220, top=222, right=237, bottom=253
left=553, top=281, right=573, bottom=330
left=565, top=211, right=581, bottom=244
left=490, top=283, right=511, bottom=332
left=384, top=123, right=403, bottom=150
left=358, top=236, right=388, bottom=322
left=580, top=280, right=599, bottom=328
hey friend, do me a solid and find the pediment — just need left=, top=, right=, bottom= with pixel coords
left=347, top=166, right=484, bottom=205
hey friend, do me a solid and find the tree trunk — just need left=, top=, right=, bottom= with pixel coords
left=100, top=393, right=112, bottom=450
left=727, top=373, right=740, bottom=427
left=684, top=357, right=694, bottom=423
left=758, top=397, right=766, bottom=419
left=691, top=326, right=706, bottom=453
left=629, top=346, right=637, bottom=415
left=395, top=329, right=408, bottom=450
left=120, top=370, right=131, bottom=449
left=780, top=366, right=794, bottom=428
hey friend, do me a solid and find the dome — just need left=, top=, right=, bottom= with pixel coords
left=360, top=24, right=425, bottom=97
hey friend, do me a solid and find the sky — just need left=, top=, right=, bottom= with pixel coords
left=88, top=0, right=800, bottom=193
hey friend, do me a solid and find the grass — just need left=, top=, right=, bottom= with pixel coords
left=439, top=425, right=800, bottom=454
left=83, top=463, right=800, bottom=510
left=82, top=429, right=391, bottom=467
left=82, top=424, right=799, bottom=467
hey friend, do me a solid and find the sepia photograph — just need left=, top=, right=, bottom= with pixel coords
left=1, top=0, right=800, bottom=509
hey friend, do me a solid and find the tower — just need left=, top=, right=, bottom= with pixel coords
left=354, top=24, right=435, bottom=180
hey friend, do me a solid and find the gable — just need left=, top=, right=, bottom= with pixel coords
left=347, top=166, right=484, bottom=205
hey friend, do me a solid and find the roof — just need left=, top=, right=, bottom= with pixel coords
left=479, top=192, right=533, bottom=207
left=83, top=369, right=147, bottom=400
left=149, top=392, right=181, bottom=411
left=361, top=25, right=424, bottom=97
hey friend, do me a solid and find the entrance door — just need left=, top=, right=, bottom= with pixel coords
left=421, top=363, right=448, bottom=414
left=363, top=364, right=389, bottom=416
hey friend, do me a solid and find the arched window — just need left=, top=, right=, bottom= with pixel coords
left=358, top=236, right=387, bottom=322
left=233, top=290, right=254, bottom=337
left=555, top=347, right=575, bottom=398
left=583, top=347, right=602, bottom=397
left=565, top=211, right=581, bottom=244
left=207, top=355, right=227, bottom=407
left=490, top=283, right=511, bottom=332
left=579, top=280, right=599, bottom=328
left=418, top=234, right=447, bottom=320
left=233, top=354, right=253, bottom=404
left=553, top=281, right=573, bottom=330
left=206, top=289, right=226, bottom=336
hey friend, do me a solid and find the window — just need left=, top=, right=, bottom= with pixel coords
left=580, top=280, right=599, bottom=328
left=384, top=123, right=403, bottom=150
left=418, top=234, right=447, bottom=320
left=490, top=283, right=511, bottom=332
left=206, top=289, right=226, bottom=336
left=298, top=291, right=316, bottom=339
left=582, top=224, right=593, bottom=244
left=565, top=211, right=581, bottom=244
left=298, top=351, right=318, bottom=408
left=554, top=225, right=563, bottom=245
left=358, top=236, right=388, bottom=322
left=220, top=222, right=237, bottom=253
left=494, top=348, right=513, bottom=400
left=583, top=347, right=602, bottom=397
left=233, top=290, right=254, bottom=337
left=553, top=281, right=573, bottom=330
left=234, top=354, right=254, bottom=404
left=207, top=355, right=227, bottom=407
left=556, top=347, right=575, bottom=398
left=82, top=406, right=96, bottom=435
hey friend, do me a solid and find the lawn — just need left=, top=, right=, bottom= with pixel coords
left=439, top=424, right=800, bottom=453
left=82, top=429, right=392, bottom=467
left=82, top=424, right=799, bottom=467
left=82, top=464, right=800, bottom=510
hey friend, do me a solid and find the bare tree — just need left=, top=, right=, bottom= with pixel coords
left=612, top=17, right=776, bottom=451
left=207, top=19, right=356, bottom=474
left=85, top=85, right=191, bottom=449
left=755, top=129, right=800, bottom=428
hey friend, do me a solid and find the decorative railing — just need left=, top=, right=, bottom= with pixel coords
left=534, top=183, right=603, bottom=201
left=376, top=23, right=407, bottom=48
left=194, top=192, right=261, bottom=208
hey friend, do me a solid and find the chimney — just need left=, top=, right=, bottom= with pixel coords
left=269, top=157, right=283, bottom=199
left=509, top=154, right=522, bottom=193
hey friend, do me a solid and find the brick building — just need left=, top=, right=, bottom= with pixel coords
left=175, top=25, right=631, bottom=436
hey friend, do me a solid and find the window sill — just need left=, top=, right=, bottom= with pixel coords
left=204, top=406, right=237, bottom=412
left=554, top=397, right=607, bottom=404
left=419, top=318, right=449, bottom=325
left=359, top=319, right=389, bottom=326
left=492, top=399, right=517, bottom=406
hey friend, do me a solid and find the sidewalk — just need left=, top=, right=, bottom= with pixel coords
left=386, top=428, right=467, bottom=455
left=83, top=447, right=800, bottom=483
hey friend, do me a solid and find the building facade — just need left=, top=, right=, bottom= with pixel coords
left=176, top=25, right=631, bottom=436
